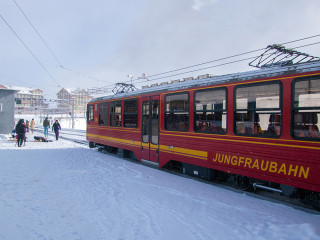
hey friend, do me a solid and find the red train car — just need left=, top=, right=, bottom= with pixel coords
left=87, top=61, right=320, bottom=208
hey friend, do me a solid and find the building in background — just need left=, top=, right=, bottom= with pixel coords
left=0, top=85, right=18, bottom=134
left=15, top=87, right=44, bottom=114
left=57, top=88, right=93, bottom=115
left=1, top=86, right=44, bottom=114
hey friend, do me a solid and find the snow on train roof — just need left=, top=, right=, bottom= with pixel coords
left=90, top=60, right=320, bottom=103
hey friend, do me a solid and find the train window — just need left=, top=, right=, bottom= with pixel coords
left=87, top=105, right=94, bottom=122
left=165, top=93, right=189, bottom=131
left=99, top=102, right=108, bottom=126
left=110, top=100, right=122, bottom=127
left=142, top=101, right=149, bottom=143
left=234, top=82, right=282, bottom=137
left=292, top=76, right=320, bottom=140
left=151, top=100, right=159, bottom=144
left=124, top=99, right=138, bottom=128
left=194, top=88, right=227, bottom=134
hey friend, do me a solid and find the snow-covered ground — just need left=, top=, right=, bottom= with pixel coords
left=0, top=131, right=320, bottom=240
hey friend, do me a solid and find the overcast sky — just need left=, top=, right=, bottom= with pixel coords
left=1, top=0, right=320, bottom=99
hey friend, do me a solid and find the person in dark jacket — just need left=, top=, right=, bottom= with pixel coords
left=43, top=117, right=50, bottom=138
left=15, top=119, right=26, bottom=147
left=52, top=119, right=61, bottom=140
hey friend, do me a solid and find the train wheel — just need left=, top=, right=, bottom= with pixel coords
left=229, top=175, right=252, bottom=191
left=236, top=175, right=252, bottom=191
left=211, top=169, right=228, bottom=182
left=280, top=184, right=297, bottom=197
left=106, top=146, right=118, bottom=154
left=309, top=193, right=320, bottom=210
left=89, top=142, right=96, bottom=148
left=302, top=192, right=320, bottom=210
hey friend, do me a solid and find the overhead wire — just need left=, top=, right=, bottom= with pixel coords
left=11, top=1, right=320, bottom=94
left=59, top=65, right=110, bottom=84
left=146, top=48, right=265, bottom=78
left=292, top=41, right=320, bottom=50
left=117, top=37, right=320, bottom=88
left=281, top=34, right=320, bottom=45
left=140, top=56, right=257, bottom=83
left=0, top=14, right=61, bottom=87
left=12, top=0, right=63, bottom=67
left=87, top=36, right=320, bottom=94
left=145, top=34, right=320, bottom=80
left=12, top=0, right=108, bottom=88
left=5, top=8, right=317, bottom=95
left=89, top=55, right=258, bottom=90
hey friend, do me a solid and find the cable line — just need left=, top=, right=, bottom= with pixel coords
left=12, top=0, right=107, bottom=87
left=0, top=15, right=61, bottom=87
left=147, top=48, right=264, bottom=78
left=89, top=40, right=320, bottom=93
left=12, top=0, right=63, bottom=67
left=83, top=35, right=320, bottom=94
left=145, top=56, right=256, bottom=83
left=129, top=41, right=320, bottom=85
left=59, top=65, right=110, bottom=84
left=281, top=34, right=320, bottom=45
left=146, top=34, right=320, bottom=79
left=293, top=41, right=320, bottom=49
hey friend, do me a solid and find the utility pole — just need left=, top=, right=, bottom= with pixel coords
left=71, top=98, right=75, bottom=129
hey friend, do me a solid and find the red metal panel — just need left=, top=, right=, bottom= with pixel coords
left=141, top=96, right=160, bottom=163
left=87, top=69, right=320, bottom=193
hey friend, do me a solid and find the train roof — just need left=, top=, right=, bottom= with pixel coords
left=90, top=60, right=320, bottom=103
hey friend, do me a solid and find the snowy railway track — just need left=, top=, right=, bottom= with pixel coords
left=58, top=136, right=88, bottom=145
left=33, top=127, right=88, bottom=145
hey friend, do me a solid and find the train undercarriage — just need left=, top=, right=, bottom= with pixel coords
left=166, top=160, right=320, bottom=210
left=89, top=141, right=320, bottom=211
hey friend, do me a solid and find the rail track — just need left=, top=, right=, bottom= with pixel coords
left=33, top=127, right=88, bottom=145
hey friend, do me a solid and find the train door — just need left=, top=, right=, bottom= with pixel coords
left=141, top=96, right=160, bottom=163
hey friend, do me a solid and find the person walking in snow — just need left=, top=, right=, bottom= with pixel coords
left=30, top=118, right=35, bottom=134
left=52, top=119, right=61, bottom=140
left=26, top=120, right=30, bottom=132
left=15, top=119, right=26, bottom=147
left=43, top=117, right=50, bottom=138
